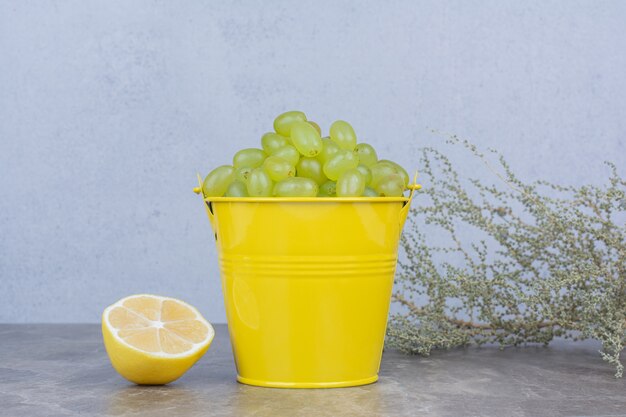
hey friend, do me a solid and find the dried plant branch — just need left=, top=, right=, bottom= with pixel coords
left=387, top=138, right=626, bottom=377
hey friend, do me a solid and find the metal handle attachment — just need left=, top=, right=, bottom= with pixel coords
left=194, top=174, right=216, bottom=232
left=399, top=172, right=421, bottom=230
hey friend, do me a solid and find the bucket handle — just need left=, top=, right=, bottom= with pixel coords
left=399, top=172, right=421, bottom=230
left=193, top=174, right=217, bottom=233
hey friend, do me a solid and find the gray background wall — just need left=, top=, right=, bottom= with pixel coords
left=1, top=0, right=624, bottom=323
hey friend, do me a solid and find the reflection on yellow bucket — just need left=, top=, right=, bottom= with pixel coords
left=196, top=177, right=418, bottom=388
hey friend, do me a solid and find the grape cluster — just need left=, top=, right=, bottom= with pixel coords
left=202, top=111, right=410, bottom=198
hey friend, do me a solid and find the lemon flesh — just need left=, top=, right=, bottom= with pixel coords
left=102, top=294, right=215, bottom=385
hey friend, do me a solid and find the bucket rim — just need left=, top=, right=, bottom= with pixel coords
left=194, top=173, right=421, bottom=204
left=201, top=196, right=411, bottom=203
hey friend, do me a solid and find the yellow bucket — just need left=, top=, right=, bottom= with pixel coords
left=195, top=177, right=419, bottom=388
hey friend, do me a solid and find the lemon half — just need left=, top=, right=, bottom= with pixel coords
left=102, top=294, right=215, bottom=385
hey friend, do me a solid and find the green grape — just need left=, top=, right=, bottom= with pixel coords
left=225, top=181, right=249, bottom=197
left=378, top=159, right=409, bottom=187
left=370, top=162, right=398, bottom=188
left=202, top=165, right=236, bottom=197
left=261, top=132, right=289, bottom=154
left=233, top=148, right=266, bottom=169
left=318, top=181, right=337, bottom=197
left=336, top=168, right=366, bottom=197
left=203, top=113, right=410, bottom=199
left=273, top=110, right=307, bottom=137
left=296, top=157, right=327, bottom=185
left=356, top=164, right=372, bottom=185
left=354, top=143, right=378, bottom=167
left=374, top=174, right=405, bottom=197
left=330, top=120, right=357, bottom=151
left=236, top=167, right=253, bottom=183
left=362, top=187, right=378, bottom=197
left=317, top=137, right=340, bottom=165
left=271, top=145, right=300, bottom=166
left=308, top=121, right=322, bottom=136
left=323, top=149, right=359, bottom=180
left=291, top=121, right=323, bottom=157
left=274, top=177, right=318, bottom=197
left=263, top=156, right=296, bottom=182
left=247, top=168, right=273, bottom=197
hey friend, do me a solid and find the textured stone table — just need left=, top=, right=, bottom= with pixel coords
left=1, top=324, right=625, bottom=417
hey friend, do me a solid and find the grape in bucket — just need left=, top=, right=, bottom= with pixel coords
left=202, top=111, right=409, bottom=198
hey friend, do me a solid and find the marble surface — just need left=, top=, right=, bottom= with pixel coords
left=1, top=324, right=625, bottom=417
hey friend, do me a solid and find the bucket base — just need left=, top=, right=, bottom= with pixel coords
left=236, top=375, right=378, bottom=389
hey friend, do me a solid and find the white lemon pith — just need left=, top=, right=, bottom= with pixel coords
left=102, top=294, right=214, bottom=385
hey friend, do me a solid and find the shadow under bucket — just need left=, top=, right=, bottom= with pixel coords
left=196, top=177, right=419, bottom=388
